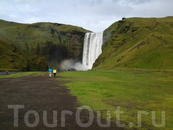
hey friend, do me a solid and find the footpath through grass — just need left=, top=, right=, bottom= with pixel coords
left=58, top=71, right=173, bottom=130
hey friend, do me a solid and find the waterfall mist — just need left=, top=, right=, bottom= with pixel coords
left=60, top=59, right=88, bottom=71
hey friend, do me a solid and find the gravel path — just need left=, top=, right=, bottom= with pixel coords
left=0, top=74, right=123, bottom=130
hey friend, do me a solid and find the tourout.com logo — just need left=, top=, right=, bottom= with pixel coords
left=8, top=105, right=165, bottom=128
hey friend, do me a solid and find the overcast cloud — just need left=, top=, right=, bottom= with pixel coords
left=0, top=0, right=173, bottom=32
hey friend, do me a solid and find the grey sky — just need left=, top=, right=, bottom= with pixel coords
left=0, top=0, right=173, bottom=32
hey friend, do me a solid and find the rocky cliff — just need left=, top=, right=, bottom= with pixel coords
left=0, top=20, right=90, bottom=71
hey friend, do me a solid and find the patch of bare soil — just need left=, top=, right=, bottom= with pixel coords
left=0, top=74, right=123, bottom=130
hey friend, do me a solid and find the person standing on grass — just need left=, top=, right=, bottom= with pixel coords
left=5, top=70, right=9, bottom=75
left=48, top=68, right=53, bottom=77
left=53, top=68, right=57, bottom=78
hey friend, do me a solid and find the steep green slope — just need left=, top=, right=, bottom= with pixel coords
left=0, top=38, right=47, bottom=71
left=93, top=16, right=173, bottom=71
left=0, top=19, right=90, bottom=70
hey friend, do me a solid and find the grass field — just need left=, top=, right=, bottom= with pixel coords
left=57, top=70, right=173, bottom=130
left=0, top=71, right=45, bottom=78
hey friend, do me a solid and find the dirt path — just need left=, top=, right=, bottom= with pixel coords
left=0, top=73, right=123, bottom=130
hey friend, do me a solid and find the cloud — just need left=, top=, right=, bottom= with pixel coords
left=0, top=0, right=172, bottom=32
left=12, top=0, right=41, bottom=3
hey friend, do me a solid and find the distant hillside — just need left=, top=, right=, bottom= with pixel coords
left=93, top=16, right=173, bottom=71
left=0, top=19, right=90, bottom=71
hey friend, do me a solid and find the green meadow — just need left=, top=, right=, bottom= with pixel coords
left=58, top=70, right=173, bottom=130
left=0, top=71, right=44, bottom=78
left=1, top=71, right=172, bottom=129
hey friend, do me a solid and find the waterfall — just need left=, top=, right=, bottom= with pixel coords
left=82, top=32, right=103, bottom=70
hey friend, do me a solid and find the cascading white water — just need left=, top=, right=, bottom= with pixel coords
left=82, top=32, right=103, bottom=70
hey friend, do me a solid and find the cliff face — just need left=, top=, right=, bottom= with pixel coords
left=0, top=38, right=47, bottom=71
left=93, top=16, right=173, bottom=70
left=0, top=20, right=90, bottom=70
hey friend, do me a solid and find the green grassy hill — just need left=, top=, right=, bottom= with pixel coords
left=93, top=16, right=173, bottom=72
left=0, top=19, right=90, bottom=71
left=0, top=38, right=47, bottom=71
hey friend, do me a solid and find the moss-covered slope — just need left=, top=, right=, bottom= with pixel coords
left=0, top=38, right=47, bottom=71
left=0, top=19, right=90, bottom=70
left=93, top=16, right=173, bottom=70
